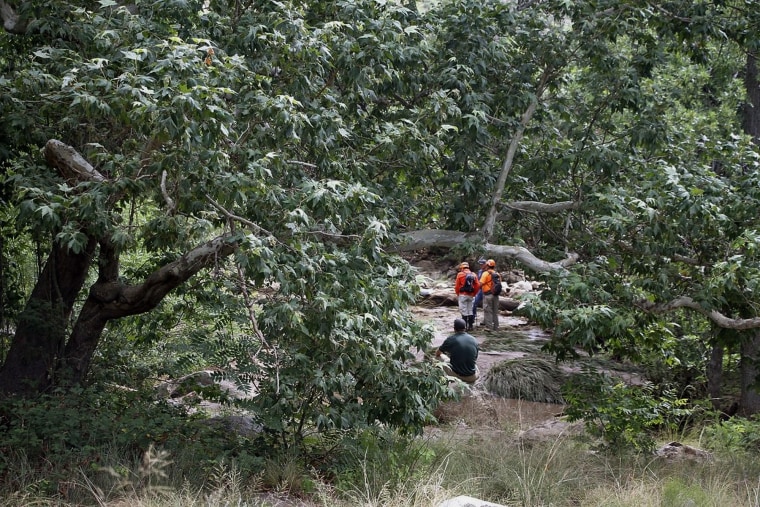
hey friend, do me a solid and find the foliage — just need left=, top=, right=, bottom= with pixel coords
left=0, top=386, right=243, bottom=496
left=703, top=415, right=760, bottom=455
left=328, top=428, right=437, bottom=502
left=562, top=369, right=692, bottom=452
left=1, top=0, right=760, bottom=496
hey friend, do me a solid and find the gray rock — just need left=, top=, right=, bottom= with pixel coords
left=438, top=496, right=506, bottom=507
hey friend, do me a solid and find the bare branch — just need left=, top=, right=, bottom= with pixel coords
left=482, top=64, right=554, bottom=240
left=395, top=229, right=578, bottom=273
left=160, top=170, right=176, bottom=214
left=206, top=195, right=272, bottom=237
left=638, top=296, right=760, bottom=330
left=502, top=200, right=578, bottom=214
left=286, top=160, right=319, bottom=169
left=44, top=140, right=107, bottom=184
left=100, top=233, right=239, bottom=319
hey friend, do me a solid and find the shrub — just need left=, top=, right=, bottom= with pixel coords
left=703, top=415, right=760, bottom=455
left=562, top=369, right=691, bottom=452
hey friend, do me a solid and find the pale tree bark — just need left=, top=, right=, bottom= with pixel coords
left=481, top=66, right=553, bottom=241
left=396, top=229, right=578, bottom=273
left=639, top=297, right=760, bottom=331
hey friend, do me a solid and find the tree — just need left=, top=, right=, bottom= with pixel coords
left=3, top=0, right=760, bottom=422
left=0, top=0, right=449, bottom=439
left=392, top=0, right=760, bottom=413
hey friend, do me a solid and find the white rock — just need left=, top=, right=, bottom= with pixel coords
left=438, top=495, right=506, bottom=507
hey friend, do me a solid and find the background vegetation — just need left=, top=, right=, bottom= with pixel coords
left=2, top=0, right=760, bottom=504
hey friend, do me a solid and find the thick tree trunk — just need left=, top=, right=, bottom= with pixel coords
left=57, top=233, right=239, bottom=385
left=0, top=137, right=243, bottom=394
left=0, top=240, right=95, bottom=395
left=706, top=340, right=723, bottom=410
left=0, top=231, right=5, bottom=340
left=739, top=332, right=760, bottom=416
left=742, top=51, right=760, bottom=144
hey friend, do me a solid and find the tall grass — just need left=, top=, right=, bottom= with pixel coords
left=4, top=421, right=760, bottom=506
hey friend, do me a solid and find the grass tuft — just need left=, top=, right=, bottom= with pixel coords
left=484, top=357, right=566, bottom=403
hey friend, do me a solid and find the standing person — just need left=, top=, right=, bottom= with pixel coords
left=472, top=258, right=487, bottom=326
left=436, top=318, right=479, bottom=384
left=454, top=261, right=480, bottom=331
left=479, top=259, right=501, bottom=331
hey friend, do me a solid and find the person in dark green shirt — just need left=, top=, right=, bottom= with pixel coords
left=436, top=318, right=480, bottom=384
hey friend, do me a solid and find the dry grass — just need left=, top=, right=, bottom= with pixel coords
left=484, top=356, right=566, bottom=403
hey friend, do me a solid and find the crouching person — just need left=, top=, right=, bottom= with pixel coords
left=436, top=318, right=480, bottom=384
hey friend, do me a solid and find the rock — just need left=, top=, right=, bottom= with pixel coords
left=517, top=419, right=585, bottom=441
left=507, top=280, right=534, bottom=297
left=438, top=495, right=506, bottom=507
left=504, top=269, right=525, bottom=284
left=654, top=441, right=713, bottom=462
left=203, top=414, right=263, bottom=437
left=155, top=370, right=214, bottom=399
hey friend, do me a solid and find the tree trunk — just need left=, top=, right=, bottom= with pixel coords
left=0, top=231, right=5, bottom=340
left=0, top=240, right=95, bottom=395
left=57, top=233, right=239, bottom=385
left=739, top=331, right=760, bottom=416
left=706, top=340, right=723, bottom=410
left=742, top=51, right=760, bottom=144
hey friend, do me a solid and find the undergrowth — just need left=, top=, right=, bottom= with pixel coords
left=2, top=381, right=760, bottom=506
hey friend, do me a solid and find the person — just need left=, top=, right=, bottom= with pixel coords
left=479, top=259, right=500, bottom=331
left=436, top=318, right=479, bottom=384
left=472, top=258, right=487, bottom=325
left=454, top=261, right=480, bottom=331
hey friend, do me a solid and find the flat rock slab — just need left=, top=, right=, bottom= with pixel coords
left=438, top=496, right=506, bottom=507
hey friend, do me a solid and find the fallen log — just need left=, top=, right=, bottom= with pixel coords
left=418, top=288, right=520, bottom=311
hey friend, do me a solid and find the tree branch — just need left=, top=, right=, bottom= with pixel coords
left=638, top=296, right=760, bottom=330
left=501, top=200, right=579, bottom=214
left=160, top=170, right=176, bottom=214
left=395, top=229, right=578, bottom=273
left=44, top=139, right=107, bottom=184
left=98, top=233, right=239, bottom=319
left=482, top=65, right=553, bottom=240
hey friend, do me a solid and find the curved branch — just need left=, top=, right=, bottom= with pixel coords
left=638, top=296, right=760, bottom=330
left=482, top=65, right=554, bottom=240
left=160, top=170, right=176, bottom=214
left=395, top=229, right=578, bottom=273
left=97, top=233, right=239, bottom=319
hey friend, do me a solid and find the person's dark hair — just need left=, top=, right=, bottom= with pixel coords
left=454, top=318, right=466, bottom=331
